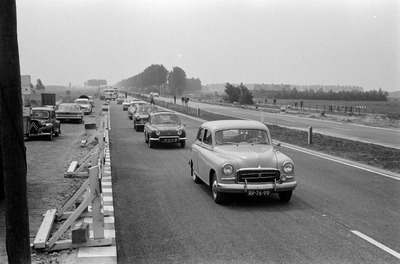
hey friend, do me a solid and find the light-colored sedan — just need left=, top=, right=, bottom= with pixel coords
left=189, top=120, right=296, bottom=204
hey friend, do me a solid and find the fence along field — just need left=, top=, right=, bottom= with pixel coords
left=253, top=98, right=400, bottom=117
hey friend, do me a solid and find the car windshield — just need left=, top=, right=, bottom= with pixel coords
left=58, top=104, right=81, bottom=111
left=215, top=129, right=270, bottom=145
left=31, top=110, right=50, bottom=119
left=153, top=114, right=180, bottom=124
left=75, top=99, right=89, bottom=105
left=136, top=106, right=157, bottom=113
left=123, top=99, right=130, bottom=103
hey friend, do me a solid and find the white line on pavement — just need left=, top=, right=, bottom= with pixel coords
left=351, top=230, right=400, bottom=259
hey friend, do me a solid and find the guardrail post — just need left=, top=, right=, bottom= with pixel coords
left=197, top=108, right=200, bottom=116
left=308, top=127, right=313, bottom=144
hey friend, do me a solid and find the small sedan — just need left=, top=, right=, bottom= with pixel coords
left=74, top=98, right=92, bottom=115
left=144, top=111, right=186, bottom=148
left=55, top=103, right=84, bottom=123
left=122, top=99, right=132, bottom=111
left=132, top=105, right=158, bottom=131
left=189, top=120, right=296, bottom=204
left=127, top=101, right=148, bottom=120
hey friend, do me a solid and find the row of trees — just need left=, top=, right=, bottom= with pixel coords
left=115, top=64, right=201, bottom=96
left=255, top=87, right=389, bottom=101
left=224, top=83, right=254, bottom=104
left=85, top=79, right=107, bottom=86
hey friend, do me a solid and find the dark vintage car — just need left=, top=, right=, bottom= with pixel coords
left=25, top=107, right=61, bottom=141
left=132, top=105, right=158, bottom=131
left=55, top=103, right=84, bottom=123
left=127, top=100, right=148, bottom=120
left=144, top=111, right=186, bottom=148
left=189, top=120, right=296, bottom=204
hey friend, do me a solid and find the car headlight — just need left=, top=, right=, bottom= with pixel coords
left=222, top=164, right=234, bottom=176
left=282, top=162, right=294, bottom=174
left=177, top=129, right=182, bottom=135
left=136, top=116, right=141, bottom=121
left=156, top=130, right=160, bottom=136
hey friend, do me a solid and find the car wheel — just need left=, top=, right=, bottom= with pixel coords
left=278, top=191, right=293, bottom=202
left=211, top=173, right=226, bottom=204
left=180, top=140, right=185, bottom=148
left=145, top=132, right=148, bottom=143
left=148, top=137, right=154, bottom=148
left=55, top=126, right=60, bottom=136
left=129, top=116, right=132, bottom=120
left=48, top=130, right=53, bottom=141
left=192, top=170, right=201, bottom=184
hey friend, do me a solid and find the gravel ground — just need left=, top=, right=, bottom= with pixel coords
left=0, top=99, right=104, bottom=263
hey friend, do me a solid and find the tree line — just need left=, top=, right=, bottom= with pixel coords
left=85, top=79, right=107, bottom=86
left=115, top=64, right=202, bottom=96
left=224, top=83, right=254, bottom=104
left=255, top=87, right=389, bottom=101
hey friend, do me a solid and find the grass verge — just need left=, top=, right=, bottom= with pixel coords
left=163, top=102, right=400, bottom=174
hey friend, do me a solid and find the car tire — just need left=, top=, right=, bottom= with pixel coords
left=180, top=140, right=185, bottom=148
left=48, top=130, right=53, bottom=141
left=211, top=173, right=226, bottom=204
left=278, top=191, right=293, bottom=202
left=193, top=171, right=201, bottom=184
left=145, top=132, right=149, bottom=143
left=55, top=126, right=60, bottom=136
left=129, top=116, right=132, bottom=120
left=148, top=137, right=154, bottom=148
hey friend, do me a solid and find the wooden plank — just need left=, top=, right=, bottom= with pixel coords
left=48, top=237, right=113, bottom=251
left=66, top=161, right=78, bottom=176
left=33, top=209, right=57, bottom=249
left=57, top=179, right=89, bottom=218
left=47, top=192, right=96, bottom=249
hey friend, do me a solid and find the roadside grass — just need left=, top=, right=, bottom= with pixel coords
left=163, top=101, right=400, bottom=174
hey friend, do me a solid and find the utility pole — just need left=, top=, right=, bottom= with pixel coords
left=0, top=0, right=31, bottom=263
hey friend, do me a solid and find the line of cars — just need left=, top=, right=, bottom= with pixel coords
left=124, top=97, right=297, bottom=204
left=24, top=95, right=95, bottom=141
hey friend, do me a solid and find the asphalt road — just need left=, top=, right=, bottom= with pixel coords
left=156, top=96, right=400, bottom=149
left=108, top=100, right=400, bottom=263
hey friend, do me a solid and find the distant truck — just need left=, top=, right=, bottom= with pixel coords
left=99, top=85, right=117, bottom=100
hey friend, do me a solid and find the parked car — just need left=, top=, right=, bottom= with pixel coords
left=153, top=92, right=159, bottom=97
left=25, top=107, right=61, bottom=141
left=117, top=95, right=125, bottom=104
left=55, top=103, right=84, bottom=123
left=144, top=111, right=186, bottom=148
left=189, top=120, right=296, bottom=204
left=122, top=99, right=132, bottom=111
left=74, top=98, right=92, bottom=115
left=132, top=105, right=158, bottom=131
left=127, top=101, right=148, bottom=120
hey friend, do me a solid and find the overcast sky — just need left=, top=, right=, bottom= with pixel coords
left=16, top=0, right=399, bottom=92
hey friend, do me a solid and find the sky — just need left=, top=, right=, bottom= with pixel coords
left=16, top=0, right=399, bottom=92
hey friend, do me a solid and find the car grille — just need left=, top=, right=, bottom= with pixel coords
left=28, top=120, right=41, bottom=134
left=237, top=169, right=280, bottom=183
left=57, top=113, right=80, bottom=118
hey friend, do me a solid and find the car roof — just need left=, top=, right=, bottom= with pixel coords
left=59, top=103, right=79, bottom=105
left=201, top=120, right=268, bottom=132
left=32, top=107, right=55, bottom=111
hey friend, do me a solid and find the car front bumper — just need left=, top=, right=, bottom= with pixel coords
left=149, top=136, right=186, bottom=143
left=216, top=180, right=297, bottom=193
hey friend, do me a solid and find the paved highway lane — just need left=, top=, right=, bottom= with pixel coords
left=108, top=101, right=400, bottom=263
left=157, top=96, right=400, bottom=149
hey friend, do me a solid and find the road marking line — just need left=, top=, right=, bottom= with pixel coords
left=282, top=144, right=400, bottom=181
left=351, top=230, right=400, bottom=259
left=282, top=119, right=295, bottom=123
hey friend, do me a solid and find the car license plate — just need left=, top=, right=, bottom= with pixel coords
left=161, top=138, right=177, bottom=143
left=247, top=190, right=270, bottom=196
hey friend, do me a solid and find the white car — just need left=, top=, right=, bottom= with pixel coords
left=122, top=99, right=132, bottom=111
left=74, top=98, right=92, bottom=115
